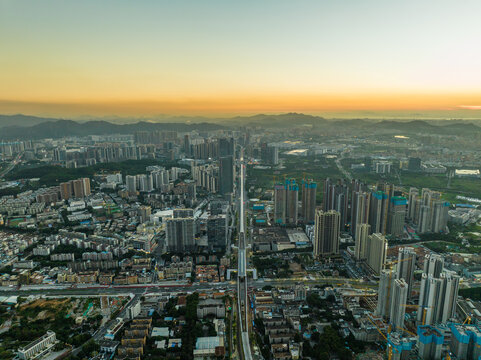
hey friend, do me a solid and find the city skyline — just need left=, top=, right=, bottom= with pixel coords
left=1, top=0, right=481, bottom=117
left=1, top=2, right=480, bottom=359
left=0, top=111, right=478, bottom=360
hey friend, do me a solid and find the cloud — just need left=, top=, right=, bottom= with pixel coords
left=457, top=105, right=481, bottom=110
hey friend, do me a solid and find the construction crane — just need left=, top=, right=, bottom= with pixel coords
left=366, top=316, right=395, bottom=360
left=463, top=315, right=472, bottom=325
left=387, top=322, right=417, bottom=338
left=381, top=256, right=418, bottom=316
left=398, top=326, right=417, bottom=337
left=385, top=255, right=415, bottom=269
left=400, top=304, right=419, bottom=309
left=371, top=300, right=420, bottom=359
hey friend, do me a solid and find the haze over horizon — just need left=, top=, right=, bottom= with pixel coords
left=1, top=0, right=481, bottom=118
left=1, top=3, right=481, bottom=358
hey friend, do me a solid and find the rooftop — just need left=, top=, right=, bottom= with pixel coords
left=195, top=336, right=223, bottom=350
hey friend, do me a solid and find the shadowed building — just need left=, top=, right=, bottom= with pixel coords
left=366, top=233, right=387, bottom=275
left=313, top=209, right=340, bottom=257
left=388, top=196, right=407, bottom=236
left=323, top=178, right=348, bottom=229
left=354, top=223, right=370, bottom=260
left=390, top=278, right=408, bottom=331
left=166, top=217, right=195, bottom=252
left=396, top=247, right=416, bottom=300
left=301, top=179, right=317, bottom=224
left=274, top=179, right=299, bottom=225
left=219, top=156, right=234, bottom=195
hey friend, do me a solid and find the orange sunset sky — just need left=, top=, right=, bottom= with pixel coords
left=1, top=0, right=481, bottom=118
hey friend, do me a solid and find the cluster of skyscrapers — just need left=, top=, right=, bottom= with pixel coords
left=186, top=137, right=235, bottom=197
left=274, top=178, right=452, bottom=283
left=134, top=130, right=178, bottom=144
left=376, top=251, right=459, bottom=334
left=274, top=179, right=299, bottom=225
left=274, top=178, right=317, bottom=225
left=184, top=136, right=235, bottom=161
left=320, top=180, right=450, bottom=264
left=165, top=206, right=228, bottom=253
left=192, top=163, right=219, bottom=194
left=191, top=156, right=234, bottom=197
left=59, top=178, right=91, bottom=200
left=418, top=254, right=460, bottom=326
left=323, top=178, right=350, bottom=226
left=407, top=187, right=449, bottom=234
left=0, top=140, right=34, bottom=157
left=260, top=143, right=279, bottom=165
left=324, top=179, right=406, bottom=239
left=313, top=206, right=387, bottom=275
left=54, top=142, right=170, bottom=168
left=415, top=322, right=481, bottom=359
left=376, top=247, right=416, bottom=331
left=125, top=167, right=182, bottom=194
left=350, top=181, right=408, bottom=238
left=349, top=223, right=388, bottom=274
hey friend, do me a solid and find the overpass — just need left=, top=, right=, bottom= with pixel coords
left=226, top=268, right=257, bottom=280
left=237, top=148, right=253, bottom=360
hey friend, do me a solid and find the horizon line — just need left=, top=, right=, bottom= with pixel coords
left=1, top=111, right=481, bottom=123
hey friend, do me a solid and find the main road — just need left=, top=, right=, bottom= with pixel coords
left=334, top=149, right=352, bottom=181
left=237, top=148, right=253, bottom=360
left=0, top=152, right=23, bottom=179
left=0, top=276, right=377, bottom=297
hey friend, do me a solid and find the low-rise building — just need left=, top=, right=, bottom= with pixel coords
left=193, top=336, right=225, bottom=360
left=197, top=298, right=225, bottom=319
left=17, top=330, right=57, bottom=360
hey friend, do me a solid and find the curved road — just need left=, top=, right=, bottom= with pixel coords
left=0, top=152, right=23, bottom=179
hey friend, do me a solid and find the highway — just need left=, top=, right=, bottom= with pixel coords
left=0, top=283, right=220, bottom=296
left=237, top=148, right=253, bottom=360
left=0, top=276, right=377, bottom=297
left=334, top=150, right=352, bottom=181
left=0, top=152, right=23, bottom=179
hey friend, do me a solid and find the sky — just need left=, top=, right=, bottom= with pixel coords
left=1, top=0, right=481, bottom=118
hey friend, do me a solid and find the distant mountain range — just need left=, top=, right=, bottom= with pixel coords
left=0, top=119, right=224, bottom=139
left=0, top=114, right=64, bottom=128
left=0, top=113, right=479, bottom=139
left=366, top=119, right=481, bottom=135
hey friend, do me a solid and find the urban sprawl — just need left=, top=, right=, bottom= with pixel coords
left=0, top=124, right=480, bottom=360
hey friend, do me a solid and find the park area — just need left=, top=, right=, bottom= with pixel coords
left=0, top=296, right=126, bottom=359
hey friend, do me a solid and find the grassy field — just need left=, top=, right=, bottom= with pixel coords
left=450, top=177, right=481, bottom=198
left=341, top=158, right=481, bottom=201
left=424, top=241, right=481, bottom=254
left=6, top=159, right=186, bottom=186
left=248, top=154, right=481, bottom=206
left=421, top=224, right=481, bottom=254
